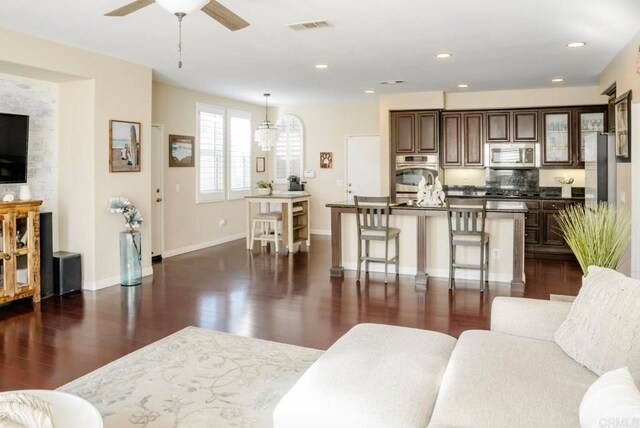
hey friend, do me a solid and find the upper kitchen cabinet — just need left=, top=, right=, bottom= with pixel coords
left=574, top=106, right=607, bottom=164
left=463, top=113, right=484, bottom=166
left=513, top=110, right=539, bottom=142
left=486, top=111, right=510, bottom=142
left=441, top=113, right=462, bottom=166
left=442, top=111, right=484, bottom=168
left=541, top=110, right=572, bottom=167
left=391, top=112, right=416, bottom=153
left=390, top=110, right=439, bottom=154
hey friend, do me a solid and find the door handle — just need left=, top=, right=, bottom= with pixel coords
left=156, top=198, right=163, bottom=202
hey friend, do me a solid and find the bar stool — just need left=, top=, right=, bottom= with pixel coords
left=354, top=196, right=400, bottom=284
left=446, top=198, right=490, bottom=292
left=250, top=212, right=282, bottom=252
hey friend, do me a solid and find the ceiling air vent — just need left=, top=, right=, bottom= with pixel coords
left=379, top=80, right=405, bottom=85
left=288, top=20, right=332, bottom=31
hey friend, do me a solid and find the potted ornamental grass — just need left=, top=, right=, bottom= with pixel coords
left=556, top=201, right=631, bottom=278
left=256, top=180, right=272, bottom=195
left=108, top=196, right=144, bottom=286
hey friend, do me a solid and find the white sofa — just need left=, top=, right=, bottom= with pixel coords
left=274, top=297, right=597, bottom=428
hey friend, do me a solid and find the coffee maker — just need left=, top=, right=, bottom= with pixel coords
left=287, top=175, right=304, bottom=191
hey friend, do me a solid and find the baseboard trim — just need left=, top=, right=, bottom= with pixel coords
left=163, top=233, right=246, bottom=258
left=83, top=266, right=154, bottom=291
left=310, top=229, right=331, bottom=236
left=341, top=263, right=512, bottom=283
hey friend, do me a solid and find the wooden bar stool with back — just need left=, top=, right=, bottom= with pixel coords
left=446, top=198, right=490, bottom=292
left=354, top=196, right=400, bottom=283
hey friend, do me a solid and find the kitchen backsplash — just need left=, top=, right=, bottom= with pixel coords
left=486, top=169, right=539, bottom=190
left=442, top=168, right=585, bottom=188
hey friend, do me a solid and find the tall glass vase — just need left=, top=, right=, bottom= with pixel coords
left=119, top=230, right=142, bottom=286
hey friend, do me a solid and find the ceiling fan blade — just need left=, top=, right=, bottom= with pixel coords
left=201, top=0, right=249, bottom=31
left=105, top=0, right=155, bottom=16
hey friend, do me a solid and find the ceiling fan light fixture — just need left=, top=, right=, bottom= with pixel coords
left=156, top=0, right=209, bottom=15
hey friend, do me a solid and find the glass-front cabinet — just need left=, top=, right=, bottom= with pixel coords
left=0, top=202, right=41, bottom=305
left=542, top=111, right=571, bottom=166
left=576, top=109, right=606, bottom=164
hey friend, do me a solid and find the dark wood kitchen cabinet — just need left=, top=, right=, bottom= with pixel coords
left=513, top=110, right=539, bottom=142
left=541, top=109, right=573, bottom=167
left=390, top=110, right=439, bottom=155
left=391, top=112, right=416, bottom=153
left=441, top=113, right=462, bottom=166
left=464, top=113, right=484, bottom=166
left=486, top=111, right=510, bottom=142
left=442, top=112, right=484, bottom=168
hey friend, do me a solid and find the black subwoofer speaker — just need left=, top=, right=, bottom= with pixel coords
left=40, top=212, right=54, bottom=299
left=53, top=252, right=82, bottom=295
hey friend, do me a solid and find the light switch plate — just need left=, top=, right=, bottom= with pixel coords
left=336, top=179, right=343, bottom=187
left=175, top=184, right=180, bottom=193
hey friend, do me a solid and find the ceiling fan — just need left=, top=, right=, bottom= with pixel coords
left=106, top=0, right=249, bottom=68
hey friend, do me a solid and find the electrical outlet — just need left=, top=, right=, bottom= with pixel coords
left=219, top=219, right=226, bottom=227
left=620, top=191, right=626, bottom=204
left=492, top=249, right=500, bottom=260
left=175, top=184, right=181, bottom=193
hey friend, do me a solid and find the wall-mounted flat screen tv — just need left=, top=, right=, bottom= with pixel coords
left=0, top=113, right=29, bottom=184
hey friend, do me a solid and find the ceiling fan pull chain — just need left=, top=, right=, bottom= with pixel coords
left=176, top=12, right=185, bottom=69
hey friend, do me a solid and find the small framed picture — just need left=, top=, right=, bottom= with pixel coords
left=110, top=120, right=141, bottom=172
left=615, top=90, right=632, bottom=163
left=320, top=152, right=333, bottom=169
left=256, top=157, right=266, bottom=173
left=169, top=134, right=195, bottom=167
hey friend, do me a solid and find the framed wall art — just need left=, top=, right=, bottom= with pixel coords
left=110, top=120, right=141, bottom=172
left=615, top=90, right=632, bottom=162
left=320, top=152, right=333, bottom=169
left=169, top=134, right=195, bottom=167
left=256, top=157, right=266, bottom=173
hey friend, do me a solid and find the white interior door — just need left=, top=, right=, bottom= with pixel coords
left=346, top=135, right=381, bottom=200
left=151, top=124, right=164, bottom=258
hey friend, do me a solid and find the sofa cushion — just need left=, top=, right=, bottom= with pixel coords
left=273, top=323, right=457, bottom=428
left=429, top=330, right=597, bottom=428
left=580, top=367, right=640, bottom=428
left=555, top=266, right=640, bottom=383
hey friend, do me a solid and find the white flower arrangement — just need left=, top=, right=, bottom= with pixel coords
left=108, top=196, right=144, bottom=231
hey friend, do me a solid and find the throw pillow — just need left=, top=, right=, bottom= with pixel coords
left=555, top=266, right=640, bottom=382
left=579, top=367, right=640, bottom=428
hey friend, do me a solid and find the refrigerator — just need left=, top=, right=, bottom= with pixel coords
left=584, top=132, right=616, bottom=209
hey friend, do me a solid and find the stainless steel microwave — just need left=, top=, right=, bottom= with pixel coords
left=486, top=143, right=539, bottom=168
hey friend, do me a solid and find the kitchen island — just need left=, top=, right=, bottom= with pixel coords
left=326, top=200, right=528, bottom=291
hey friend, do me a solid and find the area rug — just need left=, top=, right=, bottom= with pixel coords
left=58, top=327, right=323, bottom=427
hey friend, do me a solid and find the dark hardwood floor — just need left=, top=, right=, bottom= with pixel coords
left=0, top=235, right=582, bottom=391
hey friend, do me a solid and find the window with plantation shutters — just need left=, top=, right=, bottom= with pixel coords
left=274, top=115, right=304, bottom=183
left=197, top=103, right=225, bottom=203
left=228, top=109, right=252, bottom=199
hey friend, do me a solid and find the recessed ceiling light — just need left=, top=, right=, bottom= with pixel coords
left=552, top=78, right=564, bottom=82
left=364, top=90, right=375, bottom=94
left=458, top=84, right=469, bottom=88
left=315, top=64, right=329, bottom=69
left=567, top=41, right=586, bottom=48
left=436, top=53, right=452, bottom=59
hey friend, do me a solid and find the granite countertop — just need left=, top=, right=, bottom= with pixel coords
left=245, top=191, right=310, bottom=199
left=444, top=190, right=585, bottom=201
left=326, top=200, right=528, bottom=213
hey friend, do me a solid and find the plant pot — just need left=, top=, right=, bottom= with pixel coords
left=257, top=188, right=271, bottom=195
left=120, top=230, right=142, bottom=286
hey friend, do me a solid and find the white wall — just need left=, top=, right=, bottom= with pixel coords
left=0, top=73, right=59, bottom=247
left=152, top=81, right=268, bottom=255
left=274, top=100, right=380, bottom=233
left=0, top=27, right=153, bottom=290
left=599, top=30, right=640, bottom=277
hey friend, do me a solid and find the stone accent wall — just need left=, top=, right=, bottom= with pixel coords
left=0, top=73, right=58, bottom=215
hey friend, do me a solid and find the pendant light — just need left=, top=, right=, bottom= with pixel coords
left=155, top=0, right=209, bottom=69
left=254, top=94, right=279, bottom=151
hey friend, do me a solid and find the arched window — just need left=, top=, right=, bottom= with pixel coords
left=274, top=115, right=304, bottom=182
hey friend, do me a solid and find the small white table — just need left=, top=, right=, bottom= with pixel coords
left=245, top=192, right=311, bottom=253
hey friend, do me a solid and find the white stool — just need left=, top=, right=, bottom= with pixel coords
left=250, top=212, right=282, bottom=252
